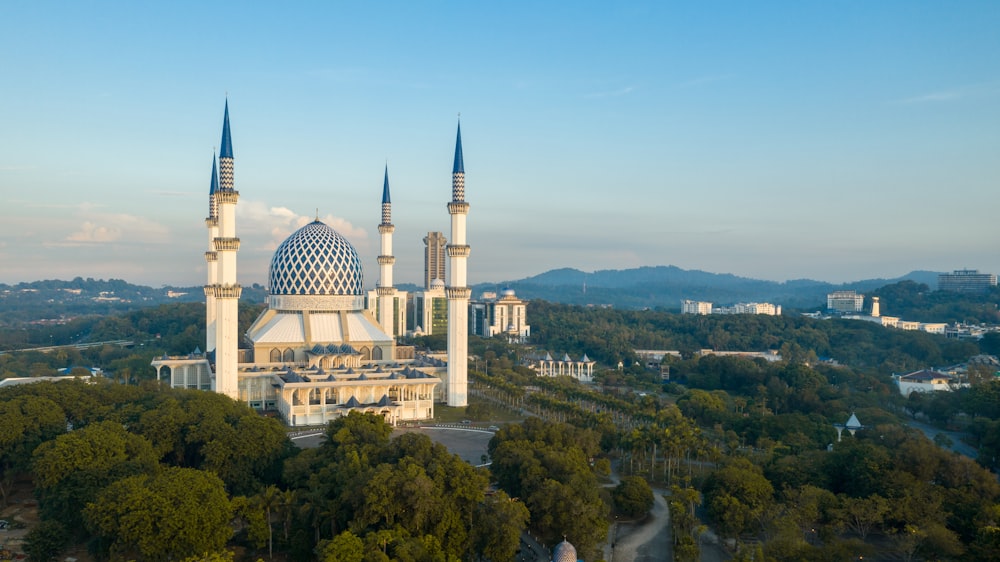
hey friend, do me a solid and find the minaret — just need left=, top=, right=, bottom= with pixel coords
left=377, top=165, right=397, bottom=338
left=204, top=154, right=219, bottom=353
left=212, top=100, right=241, bottom=399
left=446, top=121, right=470, bottom=407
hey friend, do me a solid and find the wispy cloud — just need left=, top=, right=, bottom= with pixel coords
left=67, top=221, right=122, bottom=243
left=894, top=83, right=1000, bottom=104
left=54, top=213, right=169, bottom=247
left=585, top=86, right=635, bottom=99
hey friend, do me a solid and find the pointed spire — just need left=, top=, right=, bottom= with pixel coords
left=382, top=164, right=391, bottom=204
left=452, top=120, right=464, bottom=174
left=381, top=164, right=392, bottom=225
left=208, top=152, right=219, bottom=218
left=209, top=153, right=218, bottom=194
left=219, top=99, right=233, bottom=160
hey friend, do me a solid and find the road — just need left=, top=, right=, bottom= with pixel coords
left=610, top=490, right=671, bottom=562
left=905, top=419, right=978, bottom=459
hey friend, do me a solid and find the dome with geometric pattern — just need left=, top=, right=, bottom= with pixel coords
left=552, top=539, right=577, bottom=562
left=268, top=220, right=363, bottom=296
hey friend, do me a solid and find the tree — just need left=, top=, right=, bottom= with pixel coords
left=837, top=494, right=889, bottom=540
left=0, top=394, right=65, bottom=506
left=84, top=466, right=233, bottom=561
left=317, top=531, right=364, bottom=562
left=256, top=484, right=282, bottom=558
left=471, top=491, right=530, bottom=562
left=231, top=495, right=268, bottom=552
left=612, top=476, right=654, bottom=518
left=22, top=520, right=69, bottom=562
left=32, top=419, right=158, bottom=531
left=702, top=458, right=774, bottom=541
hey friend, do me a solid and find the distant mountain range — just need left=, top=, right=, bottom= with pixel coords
left=472, top=266, right=942, bottom=310
left=0, top=267, right=943, bottom=322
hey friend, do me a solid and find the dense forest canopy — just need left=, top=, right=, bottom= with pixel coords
left=528, top=300, right=983, bottom=372
left=1, top=285, right=999, bottom=560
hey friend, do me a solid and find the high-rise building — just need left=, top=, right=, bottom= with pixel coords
left=827, top=290, right=864, bottom=313
left=938, top=269, right=997, bottom=294
left=423, top=231, right=447, bottom=290
left=410, top=280, right=448, bottom=335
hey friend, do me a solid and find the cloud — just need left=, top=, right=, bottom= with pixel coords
left=585, top=86, right=635, bottom=99
left=237, top=199, right=368, bottom=251
left=57, top=213, right=169, bottom=246
left=894, top=83, right=1000, bottom=104
left=66, top=221, right=122, bottom=242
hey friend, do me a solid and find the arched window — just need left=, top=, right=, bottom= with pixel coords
left=360, top=347, right=371, bottom=361
left=372, top=346, right=383, bottom=360
left=283, top=348, right=294, bottom=362
left=269, top=348, right=281, bottom=363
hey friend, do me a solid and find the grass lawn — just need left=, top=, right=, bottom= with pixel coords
left=434, top=397, right=526, bottom=425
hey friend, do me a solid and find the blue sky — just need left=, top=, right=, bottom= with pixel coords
left=1, top=1, right=998, bottom=288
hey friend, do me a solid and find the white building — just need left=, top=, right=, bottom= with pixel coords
left=715, top=302, right=782, bottom=316
left=895, top=370, right=955, bottom=397
left=695, top=349, right=783, bottom=362
left=938, top=269, right=997, bottom=294
left=470, top=288, right=530, bottom=343
left=153, top=105, right=472, bottom=425
left=681, top=300, right=713, bottom=315
left=827, top=290, right=864, bottom=313
left=531, top=352, right=595, bottom=383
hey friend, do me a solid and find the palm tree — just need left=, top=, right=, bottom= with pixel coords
left=256, top=484, right=282, bottom=559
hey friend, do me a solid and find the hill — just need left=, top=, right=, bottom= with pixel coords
left=0, top=268, right=957, bottom=324
left=476, top=266, right=942, bottom=310
left=0, top=278, right=267, bottom=327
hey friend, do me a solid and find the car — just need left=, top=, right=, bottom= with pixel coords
left=461, top=419, right=471, bottom=425
left=488, top=425, right=500, bottom=431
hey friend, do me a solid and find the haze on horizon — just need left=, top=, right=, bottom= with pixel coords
left=1, top=2, right=997, bottom=289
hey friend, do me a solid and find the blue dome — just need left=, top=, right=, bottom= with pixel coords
left=268, top=221, right=363, bottom=296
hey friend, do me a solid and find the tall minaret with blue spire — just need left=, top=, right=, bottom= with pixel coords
left=204, top=153, right=220, bottom=354
left=446, top=120, right=470, bottom=407
left=376, top=165, right=397, bottom=337
left=212, top=100, right=241, bottom=399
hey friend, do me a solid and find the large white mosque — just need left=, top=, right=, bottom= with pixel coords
left=153, top=102, right=471, bottom=426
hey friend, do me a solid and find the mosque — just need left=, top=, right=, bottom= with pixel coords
left=153, top=102, right=470, bottom=427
